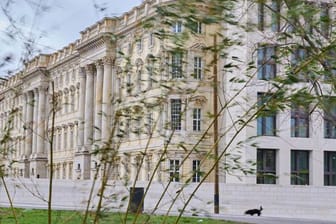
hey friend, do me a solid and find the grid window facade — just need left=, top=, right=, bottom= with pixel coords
left=194, top=57, right=202, bottom=79
left=169, top=159, right=180, bottom=182
left=193, top=108, right=201, bottom=131
left=172, top=53, right=183, bottom=78
left=257, top=149, right=276, bottom=184
left=257, top=46, right=276, bottom=80
left=291, top=150, right=309, bottom=185
left=171, top=99, right=182, bottom=131
left=324, top=151, right=336, bottom=186
left=257, top=93, right=276, bottom=136
left=291, top=105, right=309, bottom=138
left=192, top=160, right=201, bottom=182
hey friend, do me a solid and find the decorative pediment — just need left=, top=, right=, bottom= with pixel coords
left=190, top=95, right=207, bottom=106
left=190, top=43, right=206, bottom=50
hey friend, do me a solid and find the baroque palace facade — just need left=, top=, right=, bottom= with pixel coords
left=1, top=0, right=336, bottom=190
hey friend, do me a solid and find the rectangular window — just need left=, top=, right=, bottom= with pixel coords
left=320, top=3, right=331, bottom=37
left=291, top=104, right=309, bottom=138
left=192, top=160, right=201, bottom=182
left=191, top=21, right=202, bottom=34
left=291, top=48, right=308, bottom=81
left=173, top=21, right=182, bottom=33
left=169, top=159, right=180, bottom=182
left=258, top=0, right=265, bottom=31
left=193, top=108, right=201, bottom=131
left=194, top=57, right=202, bottom=79
left=172, top=53, right=183, bottom=78
left=257, top=93, right=276, bottom=136
left=291, top=150, right=309, bottom=185
left=171, top=99, right=182, bottom=131
left=257, top=46, right=276, bottom=80
left=324, top=97, right=336, bottom=139
left=324, top=151, right=336, bottom=186
left=271, top=0, right=280, bottom=32
left=257, top=149, right=276, bottom=184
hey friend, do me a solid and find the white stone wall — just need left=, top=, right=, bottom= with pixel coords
left=0, top=179, right=335, bottom=221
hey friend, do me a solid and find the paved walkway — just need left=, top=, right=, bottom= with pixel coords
left=212, top=214, right=336, bottom=224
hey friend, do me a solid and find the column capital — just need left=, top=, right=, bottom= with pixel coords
left=103, top=56, right=114, bottom=65
left=38, top=85, right=48, bottom=93
left=84, top=64, right=95, bottom=74
left=95, top=60, right=104, bottom=69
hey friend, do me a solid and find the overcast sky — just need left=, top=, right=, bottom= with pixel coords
left=0, top=0, right=142, bottom=75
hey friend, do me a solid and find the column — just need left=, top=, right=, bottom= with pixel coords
left=63, top=125, right=67, bottom=151
left=101, top=57, right=113, bottom=141
left=32, top=89, right=39, bottom=157
left=36, top=86, right=46, bottom=156
left=77, top=68, right=86, bottom=151
left=153, top=152, right=161, bottom=182
left=84, top=65, right=94, bottom=148
left=54, top=127, right=59, bottom=152
left=94, top=60, right=104, bottom=142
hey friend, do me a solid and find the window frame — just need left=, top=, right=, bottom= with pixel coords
left=192, top=108, right=201, bottom=132
left=324, top=151, right=336, bottom=186
left=193, top=56, right=203, bottom=80
left=271, top=0, right=281, bottom=32
left=171, top=52, right=183, bottom=79
left=171, top=99, right=182, bottom=131
left=291, top=150, right=310, bottom=185
left=192, top=160, right=201, bottom=182
left=291, top=104, right=310, bottom=138
left=257, top=93, right=276, bottom=136
left=257, top=148, right=277, bottom=184
left=173, top=21, right=183, bottom=33
left=324, top=97, right=336, bottom=139
left=169, top=159, right=180, bottom=182
left=257, top=45, right=277, bottom=80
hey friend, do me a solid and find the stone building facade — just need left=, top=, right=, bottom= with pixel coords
left=0, top=0, right=217, bottom=182
left=1, top=0, right=336, bottom=191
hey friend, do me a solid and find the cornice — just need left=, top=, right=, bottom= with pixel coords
left=76, top=32, right=114, bottom=53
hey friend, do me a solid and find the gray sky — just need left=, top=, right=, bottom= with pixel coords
left=0, top=0, right=142, bottom=75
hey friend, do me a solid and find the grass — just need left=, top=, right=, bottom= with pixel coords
left=0, top=208, right=242, bottom=224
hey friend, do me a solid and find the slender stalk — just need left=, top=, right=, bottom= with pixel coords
left=48, top=80, right=56, bottom=224
left=82, top=163, right=100, bottom=224
left=1, top=177, right=18, bottom=224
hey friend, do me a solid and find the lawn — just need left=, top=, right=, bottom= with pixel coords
left=0, top=208, right=242, bottom=224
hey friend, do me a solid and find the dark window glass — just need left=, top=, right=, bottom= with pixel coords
left=257, top=46, right=276, bottom=80
left=291, top=104, right=309, bottom=138
left=257, top=93, right=276, bottom=136
left=192, top=160, right=201, bottom=182
left=291, top=150, right=309, bottom=185
left=324, top=151, right=336, bottom=186
left=257, top=149, right=276, bottom=184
